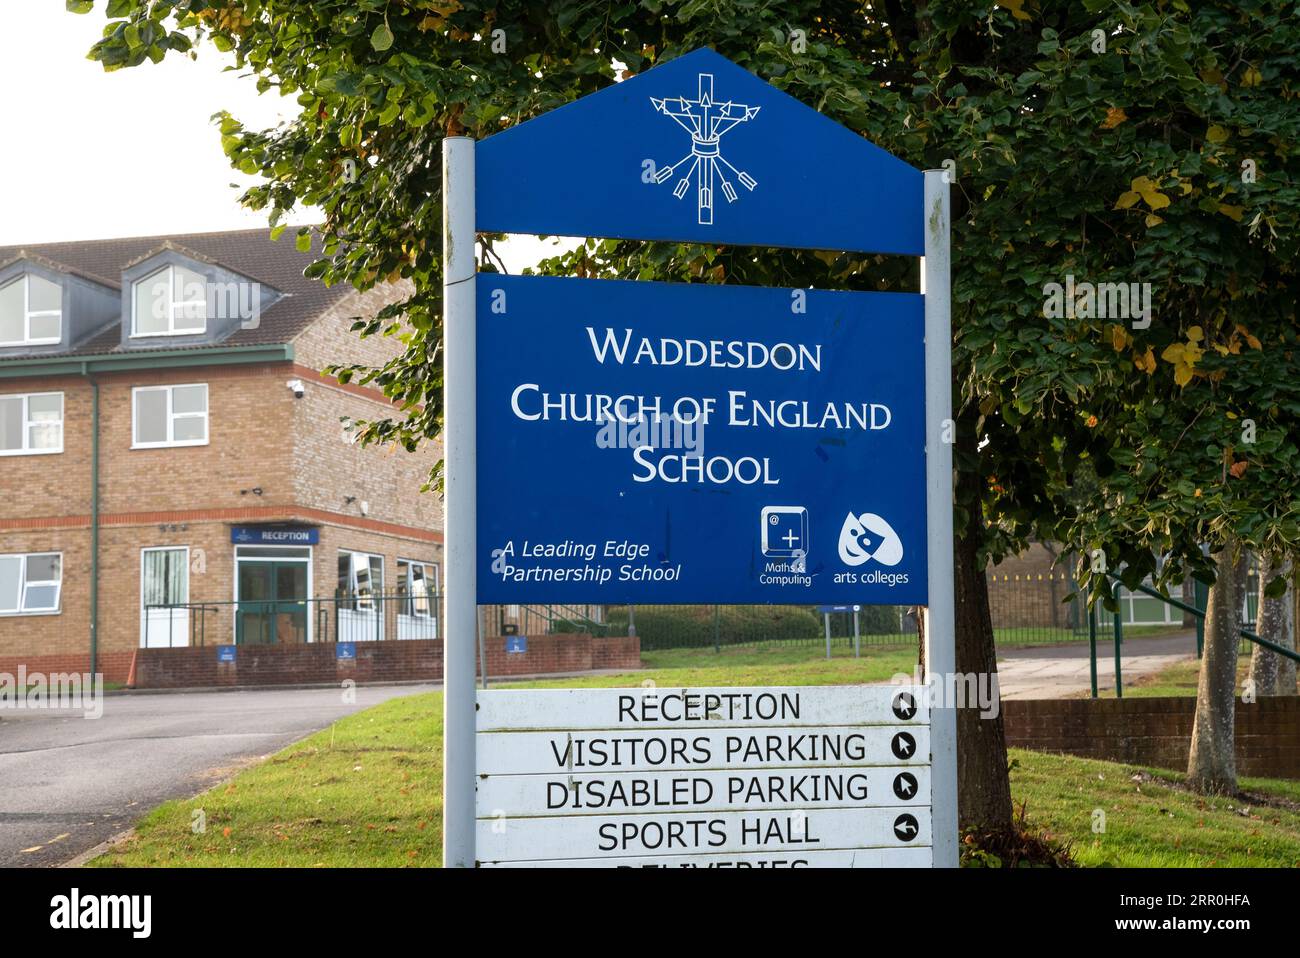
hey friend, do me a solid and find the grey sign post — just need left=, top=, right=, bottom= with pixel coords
left=442, top=136, right=477, bottom=869
left=922, top=169, right=957, bottom=868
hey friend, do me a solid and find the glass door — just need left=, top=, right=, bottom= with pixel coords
left=237, top=559, right=309, bottom=645
left=274, top=562, right=308, bottom=644
left=236, top=561, right=274, bottom=645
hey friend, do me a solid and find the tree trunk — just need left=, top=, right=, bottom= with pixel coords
left=1250, top=554, right=1293, bottom=696
left=1282, top=560, right=1298, bottom=695
left=952, top=457, right=1012, bottom=829
left=1187, top=537, right=1244, bottom=794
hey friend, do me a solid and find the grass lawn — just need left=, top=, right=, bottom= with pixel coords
left=1009, top=749, right=1300, bottom=867
left=558, top=642, right=919, bottom=687
left=91, top=646, right=1300, bottom=868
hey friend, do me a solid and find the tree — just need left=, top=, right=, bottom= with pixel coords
left=1250, top=555, right=1295, bottom=696
left=75, top=0, right=1300, bottom=820
left=1036, top=2, right=1300, bottom=793
left=1188, top=538, right=1244, bottom=793
left=892, top=1, right=1300, bottom=800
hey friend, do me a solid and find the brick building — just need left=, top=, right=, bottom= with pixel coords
left=0, top=228, right=445, bottom=683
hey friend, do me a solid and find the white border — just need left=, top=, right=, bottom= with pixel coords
left=0, top=550, right=63, bottom=616
left=0, top=273, right=62, bottom=347
left=0, top=390, right=64, bottom=457
left=131, top=383, right=209, bottom=449
left=129, top=264, right=209, bottom=338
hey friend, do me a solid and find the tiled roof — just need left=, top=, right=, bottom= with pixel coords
left=0, top=227, right=350, bottom=357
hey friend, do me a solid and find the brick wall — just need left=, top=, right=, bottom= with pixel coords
left=131, top=633, right=640, bottom=689
left=1004, top=696, right=1300, bottom=779
left=291, top=372, right=442, bottom=531
left=290, top=281, right=414, bottom=374
left=0, top=374, right=93, bottom=521
left=97, top=365, right=296, bottom=515
left=288, top=280, right=443, bottom=533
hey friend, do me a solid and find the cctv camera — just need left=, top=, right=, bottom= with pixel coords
left=286, top=379, right=305, bottom=398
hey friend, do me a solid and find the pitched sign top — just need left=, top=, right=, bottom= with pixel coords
left=476, top=48, right=924, bottom=256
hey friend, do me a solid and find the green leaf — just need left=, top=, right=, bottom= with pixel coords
left=66, top=0, right=94, bottom=13
left=371, top=22, right=394, bottom=52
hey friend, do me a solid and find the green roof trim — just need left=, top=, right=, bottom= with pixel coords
left=0, top=343, right=295, bottom=379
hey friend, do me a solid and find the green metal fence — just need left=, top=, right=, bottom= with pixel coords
left=602, top=604, right=917, bottom=652
left=1087, top=572, right=1299, bottom=698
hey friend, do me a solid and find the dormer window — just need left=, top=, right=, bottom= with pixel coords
left=0, top=274, right=62, bottom=346
left=133, top=264, right=207, bottom=336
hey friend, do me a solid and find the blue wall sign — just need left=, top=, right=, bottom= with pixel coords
left=477, top=275, right=927, bottom=606
left=216, top=645, right=237, bottom=663
left=336, top=642, right=357, bottom=661
left=230, top=526, right=319, bottom=546
left=505, top=636, right=528, bottom=654
left=477, top=49, right=922, bottom=256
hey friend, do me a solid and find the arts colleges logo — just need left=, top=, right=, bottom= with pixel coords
left=837, top=512, right=904, bottom=567
left=648, top=72, right=760, bottom=225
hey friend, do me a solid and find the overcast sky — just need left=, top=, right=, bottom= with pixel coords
left=0, top=0, right=564, bottom=271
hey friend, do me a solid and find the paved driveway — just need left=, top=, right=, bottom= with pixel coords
left=996, top=632, right=1196, bottom=699
left=0, top=683, right=436, bottom=867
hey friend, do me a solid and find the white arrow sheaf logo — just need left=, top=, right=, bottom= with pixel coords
left=649, top=72, right=760, bottom=225
left=837, top=512, right=904, bottom=567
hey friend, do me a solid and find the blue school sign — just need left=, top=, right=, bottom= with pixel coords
left=472, top=47, right=933, bottom=607
left=477, top=275, right=927, bottom=605
left=444, top=46, right=957, bottom=870
left=477, top=48, right=923, bottom=255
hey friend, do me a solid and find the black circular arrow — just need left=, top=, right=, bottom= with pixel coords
left=890, top=731, right=916, bottom=761
left=893, top=813, right=919, bottom=842
left=892, top=771, right=918, bottom=801
left=891, top=690, right=917, bottom=720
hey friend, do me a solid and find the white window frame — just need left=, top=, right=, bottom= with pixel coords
left=140, top=546, right=191, bottom=608
left=131, top=264, right=208, bottom=337
left=131, top=383, right=209, bottom=449
left=0, top=391, right=64, bottom=456
left=0, top=551, right=63, bottom=616
left=339, top=550, right=384, bottom=610
left=0, top=274, right=63, bottom=347
left=397, top=558, right=438, bottom=618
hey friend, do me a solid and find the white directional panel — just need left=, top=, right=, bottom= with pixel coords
left=475, top=685, right=932, bottom=867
